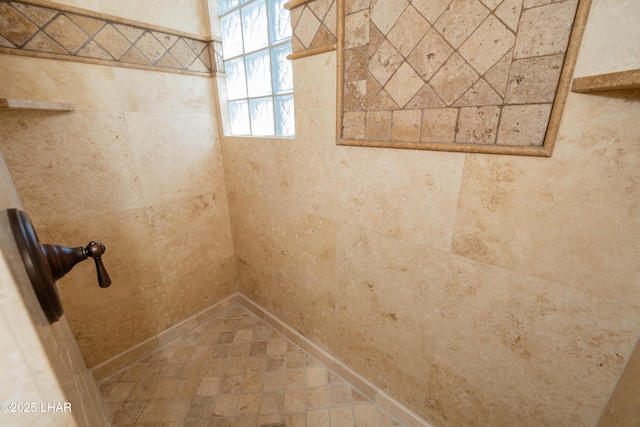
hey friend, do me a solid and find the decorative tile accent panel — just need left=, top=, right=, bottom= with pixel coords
left=0, top=0, right=223, bottom=76
left=287, top=0, right=337, bottom=59
left=337, top=0, right=592, bottom=156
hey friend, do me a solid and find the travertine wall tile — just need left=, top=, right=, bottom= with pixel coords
left=427, top=255, right=640, bottom=427
left=0, top=5, right=236, bottom=369
left=429, top=54, right=479, bottom=106
left=343, top=111, right=366, bottom=139
left=459, top=15, right=515, bottom=75
left=455, top=106, right=500, bottom=144
left=0, top=166, right=108, bottom=426
left=365, top=110, right=392, bottom=140
left=406, top=29, right=452, bottom=82
left=370, top=0, right=408, bottom=35
left=333, top=224, right=440, bottom=411
left=64, top=283, right=173, bottom=367
left=338, top=0, right=581, bottom=150
left=113, top=67, right=218, bottom=113
left=386, top=5, right=429, bottom=57
left=224, top=4, right=640, bottom=420
left=146, top=194, right=234, bottom=283
left=0, top=54, right=123, bottom=111
left=56, top=0, right=211, bottom=36
left=434, top=0, right=489, bottom=48
left=295, top=7, right=322, bottom=48
left=599, top=336, right=640, bottom=427
left=495, top=0, right=523, bottom=31
left=37, top=209, right=163, bottom=319
left=344, top=9, right=369, bottom=48
left=391, top=110, right=421, bottom=141
left=514, top=1, right=578, bottom=58
left=421, top=108, right=457, bottom=143
left=573, top=0, right=640, bottom=76
left=0, top=111, right=144, bottom=224
left=125, top=112, right=222, bottom=205
left=505, top=54, right=564, bottom=104
left=497, top=104, right=553, bottom=146
left=452, top=90, right=640, bottom=307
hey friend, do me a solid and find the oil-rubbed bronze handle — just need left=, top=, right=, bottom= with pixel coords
left=85, top=241, right=111, bottom=288
left=40, top=241, right=111, bottom=288
left=7, top=209, right=112, bottom=324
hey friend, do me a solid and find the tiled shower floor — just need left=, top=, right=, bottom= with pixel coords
left=98, top=305, right=404, bottom=427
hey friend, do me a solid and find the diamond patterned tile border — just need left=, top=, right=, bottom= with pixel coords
left=287, top=0, right=337, bottom=58
left=0, top=0, right=222, bottom=76
left=337, top=0, right=593, bottom=157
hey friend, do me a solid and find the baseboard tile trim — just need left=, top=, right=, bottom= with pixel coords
left=91, top=293, right=240, bottom=380
left=236, top=294, right=434, bottom=427
left=91, top=291, right=433, bottom=427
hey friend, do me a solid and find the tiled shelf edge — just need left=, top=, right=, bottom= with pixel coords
left=287, top=43, right=336, bottom=60
left=283, top=0, right=315, bottom=10
left=571, top=69, right=640, bottom=93
left=238, top=295, right=435, bottom=427
left=0, top=98, right=74, bottom=111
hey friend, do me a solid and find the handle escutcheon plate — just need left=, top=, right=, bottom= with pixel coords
left=6, top=209, right=111, bottom=324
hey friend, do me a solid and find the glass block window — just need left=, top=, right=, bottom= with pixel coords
left=219, top=0, right=294, bottom=137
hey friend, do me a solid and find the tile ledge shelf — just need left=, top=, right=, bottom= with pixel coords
left=0, top=98, right=74, bottom=112
left=571, top=69, right=640, bottom=93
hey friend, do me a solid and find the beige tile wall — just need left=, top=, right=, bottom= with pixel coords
left=2, top=0, right=638, bottom=426
left=221, top=1, right=640, bottom=426
left=0, top=153, right=109, bottom=426
left=0, top=0, right=237, bottom=369
left=51, top=0, right=212, bottom=38
left=598, top=336, right=640, bottom=426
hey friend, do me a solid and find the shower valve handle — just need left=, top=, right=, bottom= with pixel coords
left=40, top=241, right=112, bottom=288
left=85, top=241, right=112, bottom=288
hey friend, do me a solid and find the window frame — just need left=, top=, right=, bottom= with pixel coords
left=218, top=0, right=295, bottom=138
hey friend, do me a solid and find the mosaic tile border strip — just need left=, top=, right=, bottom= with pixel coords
left=286, top=0, right=337, bottom=60
left=0, top=0, right=224, bottom=77
left=336, top=0, right=592, bottom=157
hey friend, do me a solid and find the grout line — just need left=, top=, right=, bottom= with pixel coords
left=94, top=292, right=434, bottom=427
left=237, top=294, right=434, bottom=427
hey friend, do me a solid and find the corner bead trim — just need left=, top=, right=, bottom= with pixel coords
left=0, top=0, right=224, bottom=76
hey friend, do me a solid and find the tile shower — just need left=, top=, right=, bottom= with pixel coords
left=1, top=0, right=640, bottom=426
left=100, top=305, right=402, bottom=426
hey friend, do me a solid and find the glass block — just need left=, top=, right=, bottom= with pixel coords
left=229, top=100, right=251, bottom=135
left=219, top=0, right=239, bottom=14
left=271, top=44, right=293, bottom=94
left=220, top=11, right=243, bottom=59
left=275, top=95, right=295, bottom=136
left=224, top=58, right=247, bottom=100
left=249, top=97, right=275, bottom=136
left=241, top=0, right=269, bottom=53
left=246, top=49, right=272, bottom=97
left=269, top=0, right=292, bottom=43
